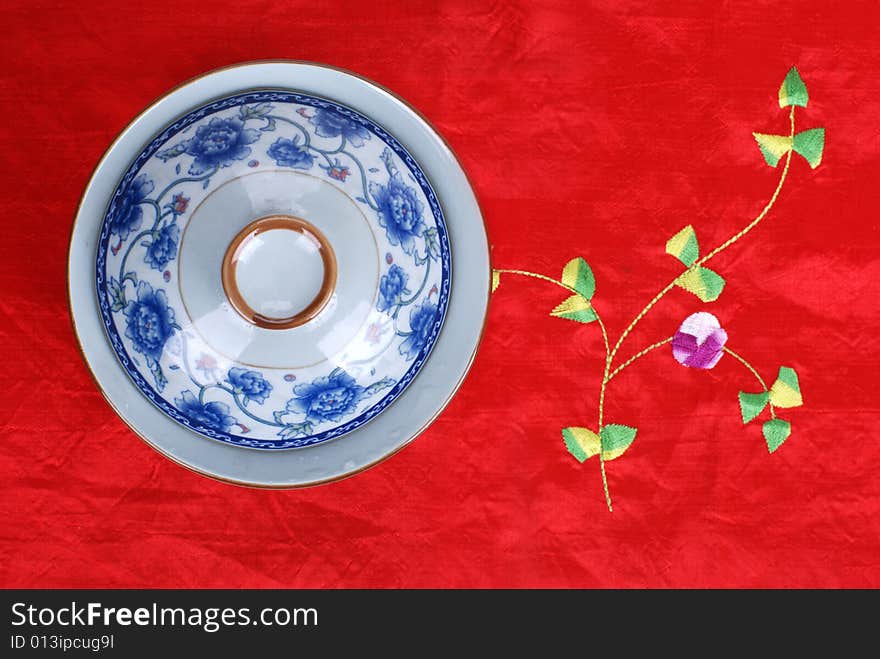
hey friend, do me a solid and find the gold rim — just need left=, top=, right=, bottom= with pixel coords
left=221, top=214, right=337, bottom=330
left=67, top=59, right=493, bottom=489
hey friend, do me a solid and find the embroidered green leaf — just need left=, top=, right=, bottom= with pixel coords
left=739, top=391, right=770, bottom=424
left=675, top=266, right=725, bottom=302
left=762, top=418, right=791, bottom=453
left=793, top=128, right=825, bottom=169
left=561, top=257, right=595, bottom=300
left=562, top=425, right=637, bottom=462
left=666, top=225, right=700, bottom=267
left=491, top=270, right=501, bottom=293
left=550, top=295, right=598, bottom=324
left=779, top=66, right=808, bottom=108
left=769, top=366, right=803, bottom=408
left=600, top=424, right=638, bottom=461
left=753, top=133, right=793, bottom=167
left=562, top=427, right=601, bottom=463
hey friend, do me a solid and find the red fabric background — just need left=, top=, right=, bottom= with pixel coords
left=1, top=0, right=878, bottom=588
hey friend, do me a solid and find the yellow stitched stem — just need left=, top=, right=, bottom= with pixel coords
left=595, top=314, right=613, bottom=512
left=493, top=268, right=614, bottom=511
left=607, top=337, right=673, bottom=382
left=722, top=346, right=775, bottom=418
left=607, top=106, right=797, bottom=369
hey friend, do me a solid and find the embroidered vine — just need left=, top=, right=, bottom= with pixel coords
left=492, top=68, right=822, bottom=510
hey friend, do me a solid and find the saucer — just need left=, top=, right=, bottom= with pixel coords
left=69, top=62, right=488, bottom=485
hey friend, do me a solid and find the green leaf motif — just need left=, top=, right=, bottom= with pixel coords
left=562, top=427, right=600, bottom=463
left=550, top=295, right=598, bottom=324
left=753, top=133, right=793, bottom=167
left=561, top=257, right=595, bottom=300
left=793, top=128, right=825, bottom=169
left=779, top=66, right=808, bottom=108
left=599, top=424, right=637, bottom=460
left=666, top=225, right=700, bottom=266
left=762, top=418, right=791, bottom=453
left=739, top=391, right=770, bottom=424
left=675, top=266, right=726, bottom=302
left=108, top=277, right=127, bottom=312
left=769, top=366, right=803, bottom=408
left=562, top=424, right=637, bottom=462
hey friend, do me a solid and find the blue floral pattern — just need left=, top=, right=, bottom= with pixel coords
left=310, top=108, right=371, bottom=147
left=122, top=281, right=175, bottom=390
left=175, top=390, right=237, bottom=433
left=285, top=368, right=366, bottom=424
left=143, top=223, right=179, bottom=271
left=227, top=367, right=272, bottom=406
left=370, top=172, right=426, bottom=256
left=97, top=91, right=450, bottom=449
left=378, top=265, right=410, bottom=312
left=159, top=117, right=260, bottom=175
left=400, top=300, right=438, bottom=361
left=110, top=174, right=154, bottom=240
left=267, top=136, right=315, bottom=169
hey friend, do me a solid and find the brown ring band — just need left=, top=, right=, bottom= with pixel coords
left=221, top=214, right=337, bottom=330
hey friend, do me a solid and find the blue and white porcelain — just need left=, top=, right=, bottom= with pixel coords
left=70, top=62, right=488, bottom=485
left=96, top=90, right=450, bottom=449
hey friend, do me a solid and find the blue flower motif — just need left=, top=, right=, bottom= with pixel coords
left=183, top=117, right=260, bottom=175
left=267, top=136, right=314, bottom=169
left=400, top=300, right=438, bottom=360
left=227, top=367, right=273, bottom=406
left=110, top=174, right=154, bottom=240
left=309, top=108, right=370, bottom=147
left=175, top=390, right=236, bottom=433
left=143, top=223, right=179, bottom=271
left=285, top=368, right=365, bottom=424
left=369, top=173, right=426, bottom=256
left=377, top=265, right=410, bottom=312
left=122, top=281, right=176, bottom=367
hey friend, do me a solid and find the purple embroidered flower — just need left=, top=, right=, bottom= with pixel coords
left=672, top=312, right=728, bottom=369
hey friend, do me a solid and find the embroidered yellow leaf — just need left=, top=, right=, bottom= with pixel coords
left=562, top=425, right=637, bottom=463
left=491, top=270, right=501, bottom=292
left=769, top=366, right=803, bottom=408
left=674, top=266, right=725, bottom=302
left=599, top=424, right=638, bottom=461
left=550, top=295, right=597, bottom=324
left=562, top=427, right=601, bottom=463
left=561, top=257, right=595, bottom=300
left=666, top=225, right=699, bottom=267
left=753, top=133, right=793, bottom=167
